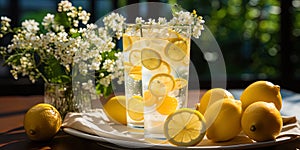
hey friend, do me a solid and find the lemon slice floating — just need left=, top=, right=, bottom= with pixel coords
left=152, top=60, right=171, bottom=74
left=165, top=40, right=188, bottom=61
left=123, top=34, right=132, bottom=51
left=167, top=29, right=183, bottom=43
left=128, top=95, right=144, bottom=121
left=143, top=90, right=158, bottom=107
left=148, top=73, right=175, bottom=97
left=164, top=108, right=206, bottom=146
left=141, top=48, right=162, bottom=70
left=156, top=95, right=178, bottom=115
left=129, top=50, right=141, bottom=66
left=128, top=65, right=142, bottom=81
left=174, top=78, right=188, bottom=90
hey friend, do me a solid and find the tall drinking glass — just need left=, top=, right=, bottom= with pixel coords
left=123, top=24, right=145, bottom=130
left=123, top=24, right=191, bottom=139
left=140, top=25, right=191, bottom=140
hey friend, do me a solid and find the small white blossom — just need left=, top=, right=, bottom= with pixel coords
left=135, top=17, right=145, bottom=24
left=158, top=17, right=167, bottom=25
left=22, top=20, right=39, bottom=33
left=58, top=0, right=73, bottom=12
left=42, top=13, right=54, bottom=30
left=78, top=10, right=90, bottom=24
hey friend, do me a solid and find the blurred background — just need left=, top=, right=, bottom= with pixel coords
left=0, top=0, right=299, bottom=95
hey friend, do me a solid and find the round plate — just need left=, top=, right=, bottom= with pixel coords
left=63, top=128, right=299, bottom=149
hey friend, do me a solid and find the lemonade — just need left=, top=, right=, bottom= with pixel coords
left=123, top=24, right=191, bottom=139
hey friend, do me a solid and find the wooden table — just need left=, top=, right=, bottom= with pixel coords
left=1, top=91, right=300, bottom=150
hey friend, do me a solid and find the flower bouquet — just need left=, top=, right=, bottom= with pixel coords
left=0, top=0, right=125, bottom=116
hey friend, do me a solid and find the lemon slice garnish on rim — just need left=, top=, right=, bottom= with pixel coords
left=165, top=40, right=188, bottom=61
left=141, top=48, right=162, bottom=70
left=127, top=95, right=144, bottom=121
left=148, top=73, right=175, bottom=97
left=164, top=108, right=206, bottom=146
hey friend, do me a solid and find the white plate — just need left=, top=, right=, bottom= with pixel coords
left=63, top=127, right=299, bottom=149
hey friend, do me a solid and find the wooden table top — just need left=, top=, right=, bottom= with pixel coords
left=1, top=91, right=300, bottom=150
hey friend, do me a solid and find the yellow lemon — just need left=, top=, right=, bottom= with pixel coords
left=148, top=73, right=175, bottom=97
left=241, top=101, right=282, bottom=142
left=24, top=103, right=62, bottom=141
left=204, top=98, right=242, bottom=142
left=103, top=96, right=127, bottom=125
left=127, top=95, right=144, bottom=121
left=141, top=48, right=162, bottom=70
left=164, top=108, right=206, bottom=146
left=198, top=88, right=234, bottom=114
left=156, top=95, right=178, bottom=115
left=240, top=81, right=282, bottom=111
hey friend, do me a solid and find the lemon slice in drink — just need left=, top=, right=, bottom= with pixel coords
left=174, top=78, right=188, bottom=90
left=164, top=108, right=206, bottom=146
left=148, top=73, right=175, bottom=97
left=123, top=61, right=133, bottom=73
left=129, top=50, right=141, bottom=66
left=167, top=29, right=183, bottom=43
left=129, top=65, right=142, bottom=81
left=152, top=60, right=171, bottom=74
left=156, top=95, right=178, bottom=115
left=143, top=90, right=158, bottom=107
left=165, top=40, right=188, bottom=61
left=123, top=34, right=132, bottom=51
left=128, top=95, right=144, bottom=121
left=141, top=48, right=162, bottom=70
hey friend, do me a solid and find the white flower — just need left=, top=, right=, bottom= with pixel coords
left=103, top=12, right=126, bottom=39
left=42, top=13, right=54, bottom=29
left=158, top=17, right=167, bottom=25
left=1, top=16, right=11, bottom=22
left=135, top=17, right=144, bottom=24
left=146, top=18, right=156, bottom=25
left=22, top=20, right=39, bottom=33
left=78, top=10, right=90, bottom=24
left=58, top=0, right=73, bottom=12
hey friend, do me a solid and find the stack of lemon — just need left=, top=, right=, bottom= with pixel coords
left=163, top=80, right=283, bottom=146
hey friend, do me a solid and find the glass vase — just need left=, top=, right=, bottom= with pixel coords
left=44, top=83, right=94, bottom=118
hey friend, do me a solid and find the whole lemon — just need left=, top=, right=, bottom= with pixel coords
left=204, top=98, right=242, bottom=142
left=241, top=101, right=282, bottom=142
left=240, top=81, right=282, bottom=111
left=24, top=103, right=62, bottom=141
left=103, top=96, right=127, bottom=125
left=198, top=88, right=234, bottom=114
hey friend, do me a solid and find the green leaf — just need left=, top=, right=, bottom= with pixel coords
left=171, top=4, right=184, bottom=15
left=96, top=83, right=113, bottom=98
left=71, top=32, right=81, bottom=38
left=43, top=56, right=70, bottom=84
left=54, top=12, right=71, bottom=28
left=4, top=53, right=22, bottom=65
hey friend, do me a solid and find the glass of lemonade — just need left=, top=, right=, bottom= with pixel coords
left=123, top=24, right=191, bottom=139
